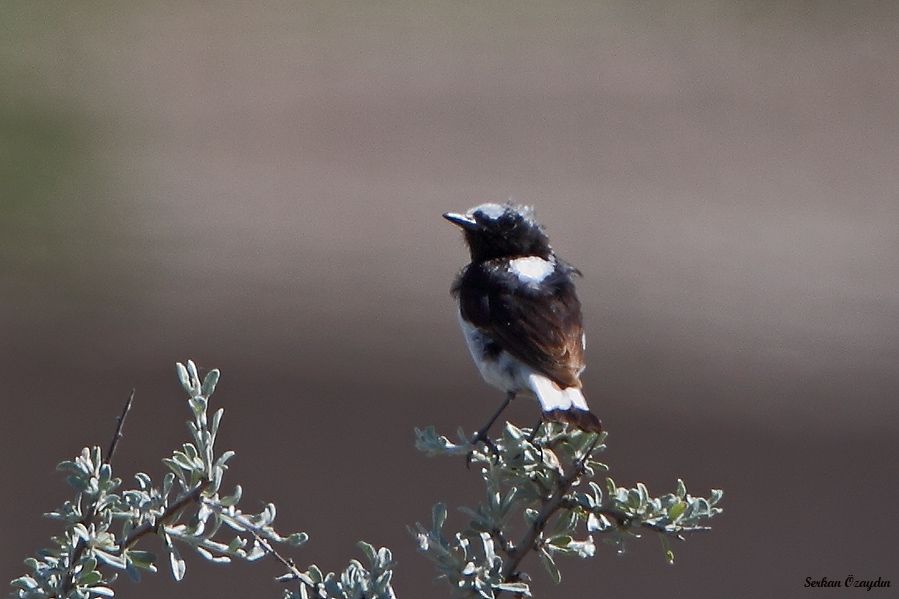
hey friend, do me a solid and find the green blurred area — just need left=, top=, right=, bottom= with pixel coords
left=0, top=2, right=112, bottom=296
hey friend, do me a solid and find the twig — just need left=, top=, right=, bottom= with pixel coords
left=105, top=388, right=135, bottom=464
left=208, top=502, right=315, bottom=588
left=247, top=528, right=315, bottom=587
left=60, top=389, right=137, bottom=596
left=496, top=436, right=599, bottom=596
left=199, top=500, right=314, bottom=588
left=120, top=481, right=210, bottom=552
left=490, top=528, right=513, bottom=555
left=556, top=499, right=710, bottom=538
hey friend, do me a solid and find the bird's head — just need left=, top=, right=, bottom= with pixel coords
left=443, top=202, right=552, bottom=262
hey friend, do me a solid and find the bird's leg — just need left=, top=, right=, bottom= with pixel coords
left=527, top=415, right=544, bottom=443
left=467, top=392, right=515, bottom=467
left=471, top=391, right=515, bottom=445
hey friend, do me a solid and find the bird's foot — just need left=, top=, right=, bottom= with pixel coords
left=526, top=417, right=544, bottom=444
left=467, top=430, right=499, bottom=469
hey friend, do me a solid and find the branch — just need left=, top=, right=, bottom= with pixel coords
left=105, top=388, right=135, bottom=464
left=558, top=500, right=713, bottom=538
left=120, top=481, right=210, bottom=552
left=497, top=438, right=598, bottom=595
left=201, top=499, right=315, bottom=587
left=60, top=390, right=136, bottom=596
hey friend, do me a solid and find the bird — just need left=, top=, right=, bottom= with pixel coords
left=443, top=202, right=602, bottom=443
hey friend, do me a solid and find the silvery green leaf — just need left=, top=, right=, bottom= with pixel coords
left=479, top=533, right=496, bottom=564
left=218, top=484, right=242, bottom=507
left=80, top=556, right=98, bottom=575
left=10, top=576, right=38, bottom=590
left=667, top=500, right=687, bottom=521
left=124, top=561, right=141, bottom=583
left=538, top=548, right=561, bottom=584
left=245, top=540, right=266, bottom=561
left=175, top=362, right=192, bottom=393
left=675, top=478, right=687, bottom=499
left=210, top=408, right=224, bottom=437
left=324, top=580, right=342, bottom=596
left=214, top=450, right=235, bottom=471
left=201, top=369, right=220, bottom=397
left=77, top=570, right=102, bottom=586
left=306, top=564, right=323, bottom=583
left=494, top=581, right=531, bottom=595
left=568, top=537, right=596, bottom=558
left=162, top=458, right=185, bottom=481
left=186, top=360, right=200, bottom=389
left=587, top=513, right=612, bottom=532
left=289, top=532, right=309, bottom=547
left=637, top=483, right=650, bottom=508
left=126, top=550, right=156, bottom=571
left=170, top=452, right=195, bottom=472
left=210, top=464, right=223, bottom=494
left=376, top=547, right=393, bottom=568
left=709, top=489, right=724, bottom=505
left=503, top=422, right=525, bottom=441
left=432, top=502, right=447, bottom=532
left=188, top=396, right=205, bottom=418
left=94, top=550, right=127, bottom=571
left=552, top=510, right=578, bottom=536
left=67, top=474, right=89, bottom=492
left=89, top=586, right=115, bottom=597
left=73, top=523, right=91, bottom=542
left=476, top=580, right=494, bottom=599
left=357, top=541, right=377, bottom=564
left=197, top=546, right=230, bottom=564
left=256, top=503, right=276, bottom=527
left=168, top=548, right=186, bottom=581
left=182, top=443, right=199, bottom=461
left=541, top=447, right=562, bottom=472
left=627, top=488, right=642, bottom=510
left=605, top=477, right=617, bottom=497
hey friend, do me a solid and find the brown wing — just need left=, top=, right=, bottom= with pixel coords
left=456, top=263, right=585, bottom=388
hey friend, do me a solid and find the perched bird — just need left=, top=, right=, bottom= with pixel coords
left=444, top=202, right=602, bottom=439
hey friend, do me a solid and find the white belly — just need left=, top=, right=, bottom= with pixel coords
left=456, top=310, right=590, bottom=413
left=457, top=312, right=534, bottom=395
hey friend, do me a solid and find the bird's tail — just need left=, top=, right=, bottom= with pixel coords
left=528, top=374, right=603, bottom=433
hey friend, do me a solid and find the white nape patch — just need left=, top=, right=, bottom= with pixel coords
left=472, top=203, right=506, bottom=220
left=509, top=256, right=555, bottom=284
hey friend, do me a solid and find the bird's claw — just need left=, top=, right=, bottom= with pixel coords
left=467, top=431, right=499, bottom=469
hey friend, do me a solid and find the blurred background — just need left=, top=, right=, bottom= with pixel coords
left=2, top=2, right=898, bottom=597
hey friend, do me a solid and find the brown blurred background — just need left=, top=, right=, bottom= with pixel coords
left=2, top=2, right=898, bottom=597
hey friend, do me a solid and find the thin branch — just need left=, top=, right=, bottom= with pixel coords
left=497, top=437, right=599, bottom=596
left=556, top=499, right=711, bottom=539
left=201, top=500, right=315, bottom=588
left=105, top=388, right=135, bottom=465
left=120, top=481, right=210, bottom=552
left=490, top=527, right=513, bottom=555
left=60, top=389, right=137, bottom=596
left=248, top=528, right=316, bottom=587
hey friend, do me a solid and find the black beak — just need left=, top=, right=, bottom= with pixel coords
left=443, top=212, right=480, bottom=231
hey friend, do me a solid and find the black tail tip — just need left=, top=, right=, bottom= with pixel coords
left=543, top=408, right=603, bottom=434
